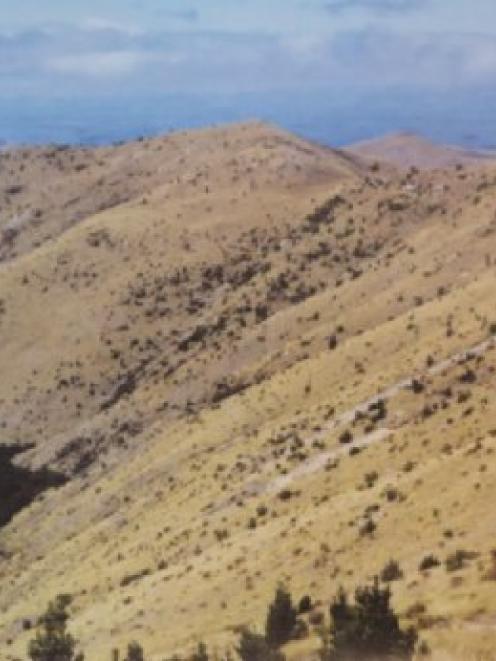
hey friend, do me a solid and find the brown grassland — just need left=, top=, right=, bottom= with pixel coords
left=1, top=122, right=496, bottom=659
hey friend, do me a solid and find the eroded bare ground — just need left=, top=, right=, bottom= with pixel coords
left=2, top=122, right=496, bottom=659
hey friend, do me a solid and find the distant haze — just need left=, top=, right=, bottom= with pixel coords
left=1, top=86, right=495, bottom=149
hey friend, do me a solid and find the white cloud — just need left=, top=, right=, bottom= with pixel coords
left=2, top=20, right=496, bottom=92
left=45, top=50, right=152, bottom=76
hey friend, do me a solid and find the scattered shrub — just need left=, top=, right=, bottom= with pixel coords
left=125, top=642, right=145, bottom=661
left=359, top=519, right=377, bottom=537
left=419, top=555, right=440, bottom=572
left=265, top=585, right=297, bottom=648
left=323, top=578, right=417, bottom=660
left=28, top=595, right=81, bottom=661
left=298, top=595, right=313, bottom=613
left=236, top=629, right=284, bottom=661
left=445, top=550, right=476, bottom=573
left=381, top=559, right=403, bottom=583
left=339, top=430, right=353, bottom=445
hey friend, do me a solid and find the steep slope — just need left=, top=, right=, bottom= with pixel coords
left=346, top=132, right=496, bottom=169
left=0, top=121, right=361, bottom=472
left=2, top=125, right=496, bottom=660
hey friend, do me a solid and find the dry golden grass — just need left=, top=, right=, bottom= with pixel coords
left=1, top=122, right=496, bottom=660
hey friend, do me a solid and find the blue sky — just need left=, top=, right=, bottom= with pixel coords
left=2, top=0, right=496, bottom=95
left=1, top=2, right=496, bottom=145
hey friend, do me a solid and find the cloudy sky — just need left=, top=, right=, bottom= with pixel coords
left=1, top=1, right=496, bottom=146
left=2, top=0, right=496, bottom=95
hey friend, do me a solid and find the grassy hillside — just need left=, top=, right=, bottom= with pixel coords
left=1, top=122, right=496, bottom=660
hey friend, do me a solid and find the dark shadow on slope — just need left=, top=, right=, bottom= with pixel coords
left=0, top=444, right=67, bottom=529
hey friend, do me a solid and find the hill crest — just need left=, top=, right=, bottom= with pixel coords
left=346, top=131, right=496, bottom=169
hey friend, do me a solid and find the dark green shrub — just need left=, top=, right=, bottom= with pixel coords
left=298, top=595, right=313, bottom=613
left=236, top=629, right=284, bottom=661
left=125, top=641, right=145, bottom=661
left=323, top=578, right=417, bottom=660
left=419, top=554, right=440, bottom=572
left=265, top=585, right=297, bottom=648
left=28, top=595, right=81, bottom=661
left=328, top=335, right=338, bottom=350
left=339, top=430, right=353, bottom=445
left=380, top=559, right=403, bottom=583
left=445, top=549, right=477, bottom=573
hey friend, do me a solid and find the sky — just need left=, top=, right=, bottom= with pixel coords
left=1, top=1, right=496, bottom=145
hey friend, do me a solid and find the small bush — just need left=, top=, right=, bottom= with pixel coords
left=419, top=554, right=440, bottom=572
left=125, top=642, right=145, bottom=661
left=298, top=595, right=313, bottom=613
left=364, top=471, right=379, bottom=489
left=236, top=629, right=284, bottom=661
left=445, top=550, right=476, bottom=573
left=339, top=430, right=353, bottom=445
left=381, top=559, right=403, bottom=583
left=359, top=519, right=377, bottom=537
left=265, top=585, right=297, bottom=648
